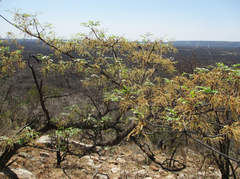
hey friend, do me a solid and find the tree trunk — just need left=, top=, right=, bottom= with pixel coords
left=56, top=150, right=61, bottom=168
left=218, top=158, right=230, bottom=179
left=0, top=144, right=23, bottom=170
left=215, top=139, right=231, bottom=179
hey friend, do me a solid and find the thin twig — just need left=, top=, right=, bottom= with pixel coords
left=14, top=116, right=37, bottom=136
left=5, top=159, right=17, bottom=168
left=63, top=168, right=71, bottom=179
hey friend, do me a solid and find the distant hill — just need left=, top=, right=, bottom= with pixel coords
left=171, top=41, right=240, bottom=49
left=2, top=39, right=240, bottom=49
left=2, top=39, right=240, bottom=65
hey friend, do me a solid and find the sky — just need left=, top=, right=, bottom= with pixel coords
left=0, top=0, right=240, bottom=41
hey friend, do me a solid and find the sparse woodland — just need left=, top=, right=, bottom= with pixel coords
left=0, top=10, right=240, bottom=179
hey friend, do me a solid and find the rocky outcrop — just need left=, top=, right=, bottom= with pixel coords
left=1, top=167, right=35, bottom=179
left=78, top=156, right=98, bottom=172
left=0, top=144, right=223, bottom=178
left=36, top=135, right=101, bottom=151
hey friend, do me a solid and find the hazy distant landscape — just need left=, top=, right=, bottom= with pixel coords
left=172, top=41, right=240, bottom=48
left=12, top=39, right=240, bottom=64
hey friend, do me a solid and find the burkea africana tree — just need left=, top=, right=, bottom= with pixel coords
left=0, top=10, right=240, bottom=178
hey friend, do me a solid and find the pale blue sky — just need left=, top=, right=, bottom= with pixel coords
left=0, top=0, right=239, bottom=41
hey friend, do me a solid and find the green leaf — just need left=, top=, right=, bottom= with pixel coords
left=232, top=64, right=240, bottom=68
left=196, top=86, right=218, bottom=94
left=190, top=91, right=196, bottom=97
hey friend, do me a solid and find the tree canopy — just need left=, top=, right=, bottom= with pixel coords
left=0, top=10, right=240, bottom=178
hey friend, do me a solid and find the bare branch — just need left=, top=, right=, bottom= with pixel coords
left=98, top=121, right=136, bottom=146
left=14, top=116, right=38, bottom=136
left=28, top=58, right=51, bottom=123
left=187, top=134, right=240, bottom=164
left=131, top=136, right=186, bottom=172
left=0, top=84, right=12, bottom=114
left=43, top=90, right=78, bottom=100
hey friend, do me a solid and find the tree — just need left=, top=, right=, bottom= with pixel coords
left=160, top=64, right=240, bottom=178
left=0, top=10, right=184, bottom=171
left=175, top=52, right=201, bottom=75
left=0, top=10, right=239, bottom=178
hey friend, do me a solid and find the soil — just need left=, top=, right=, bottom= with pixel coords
left=1, top=142, right=228, bottom=179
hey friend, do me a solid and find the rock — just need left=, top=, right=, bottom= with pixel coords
left=120, top=170, right=130, bottom=176
left=3, top=167, right=36, bottom=179
left=40, top=152, right=50, bottom=158
left=118, top=153, right=125, bottom=157
left=144, top=177, right=152, bottom=179
left=40, top=157, right=48, bottom=163
left=142, top=165, right=148, bottom=169
left=78, top=156, right=96, bottom=172
left=99, top=156, right=107, bottom=161
left=214, top=171, right=221, bottom=178
left=133, top=154, right=145, bottom=163
left=108, top=160, right=118, bottom=165
left=96, top=174, right=108, bottom=179
left=18, top=152, right=32, bottom=159
left=36, top=135, right=52, bottom=144
left=187, top=156, right=193, bottom=162
left=135, top=169, right=147, bottom=177
left=178, top=173, right=188, bottom=178
left=111, top=167, right=119, bottom=174
left=159, top=168, right=165, bottom=173
left=116, top=157, right=126, bottom=164
left=165, top=174, right=176, bottom=179
left=12, top=168, right=36, bottom=179
left=149, top=165, right=159, bottom=171
left=90, top=155, right=99, bottom=161
left=81, top=169, right=88, bottom=174
left=189, top=175, right=196, bottom=179
left=209, top=166, right=215, bottom=172
left=197, top=171, right=208, bottom=176
left=154, top=175, right=161, bottom=178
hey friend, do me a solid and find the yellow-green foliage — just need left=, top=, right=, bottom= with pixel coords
left=0, top=40, right=25, bottom=78
left=14, top=15, right=239, bottom=149
left=2, top=10, right=240, bottom=158
left=161, top=64, right=240, bottom=147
